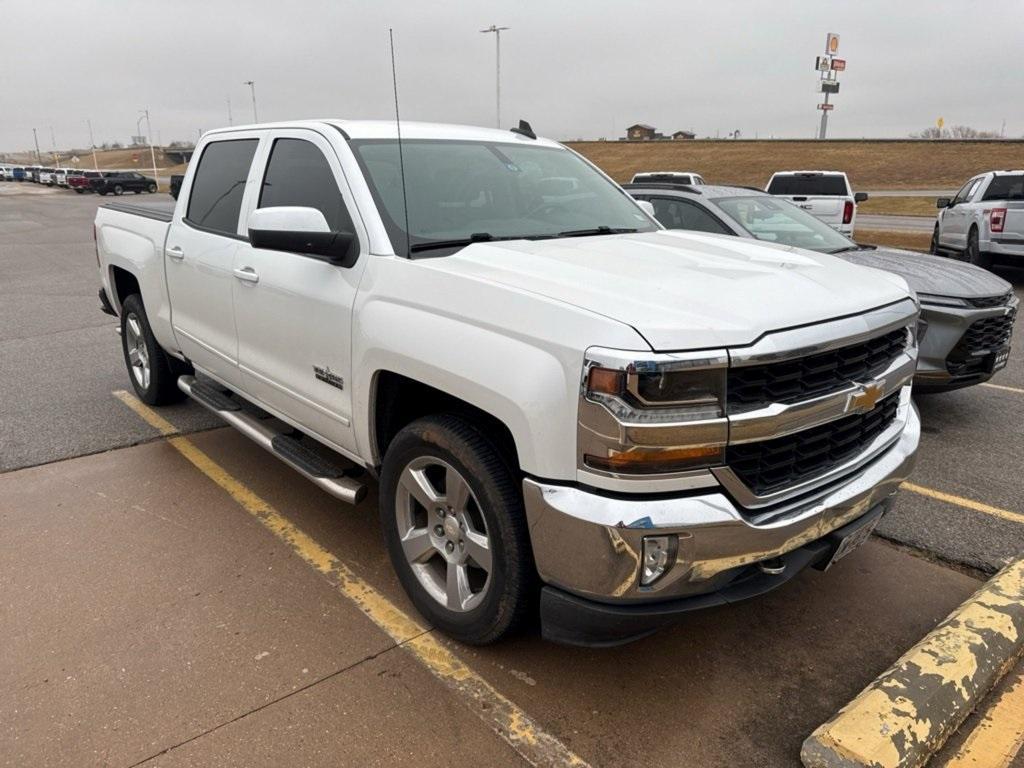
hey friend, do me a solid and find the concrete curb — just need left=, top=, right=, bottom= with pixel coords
left=801, top=558, right=1024, bottom=768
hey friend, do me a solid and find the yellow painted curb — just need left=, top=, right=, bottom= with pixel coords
left=801, top=558, right=1024, bottom=768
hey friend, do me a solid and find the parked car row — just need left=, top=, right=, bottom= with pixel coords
left=0, top=165, right=158, bottom=195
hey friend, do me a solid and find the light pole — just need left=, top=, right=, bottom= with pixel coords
left=140, top=109, right=159, bottom=189
left=87, top=119, right=98, bottom=169
left=244, top=80, right=258, bottom=122
left=480, top=25, right=509, bottom=128
left=227, top=96, right=233, bottom=126
left=32, top=128, right=41, bottom=164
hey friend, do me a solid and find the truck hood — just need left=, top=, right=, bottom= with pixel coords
left=424, top=230, right=912, bottom=351
left=837, top=246, right=1011, bottom=300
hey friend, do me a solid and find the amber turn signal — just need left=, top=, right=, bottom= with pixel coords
left=585, top=444, right=722, bottom=474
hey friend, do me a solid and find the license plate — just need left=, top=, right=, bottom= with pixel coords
left=823, top=514, right=881, bottom=570
left=988, top=345, right=1011, bottom=374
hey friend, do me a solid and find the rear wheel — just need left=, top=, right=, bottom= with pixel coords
left=379, top=414, right=535, bottom=644
left=74, top=188, right=83, bottom=194
left=147, top=183, right=157, bottom=193
left=119, top=294, right=190, bottom=405
left=965, top=227, right=992, bottom=269
left=930, top=226, right=940, bottom=255
left=113, top=185, right=124, bottom=196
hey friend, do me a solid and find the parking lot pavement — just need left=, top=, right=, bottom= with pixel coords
left=0, top=192, right=221, bottom=473
left=0, top=414, right=983, bottom=767
left=3, top=191, right=1024, bottom=765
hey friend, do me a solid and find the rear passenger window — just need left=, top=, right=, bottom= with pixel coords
left=650, top=197, right=731, bottom=235
left=259, top=138, right=353, bottom=232
left=186, top=139, right=258, bottom=236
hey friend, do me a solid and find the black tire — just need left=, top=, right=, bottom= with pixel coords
left=965, top=226, right=992, bottom=269
left=379, top=414, right=535, bottom=645
left=119, top=294, right=191, bottom=405
left=930, top=226, right=940, bottom=255
left=74, top=188, right=83, bottom=194
left=113, top=185, right=124, bottom=196
left=147, top=183, right=157, bottom=193
left=97, top=190, right=107, bottom=196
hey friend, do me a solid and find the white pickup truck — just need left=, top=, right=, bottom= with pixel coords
left=933, top=171, right=1024, bottom=268
left=95, top=120, right=921, bottom=646
left=766, top=170, right=867, bottom=236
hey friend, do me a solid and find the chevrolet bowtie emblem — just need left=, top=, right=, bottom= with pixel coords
left=846, top=381, right=885, bottom=414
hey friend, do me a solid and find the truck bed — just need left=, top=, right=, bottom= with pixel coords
left=102, top=200, right=175, bottom=223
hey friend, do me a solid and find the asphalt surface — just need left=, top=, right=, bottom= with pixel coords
left=858, top=213, right=935, bottom=232
left=2, top=186, right=1024, bottom=766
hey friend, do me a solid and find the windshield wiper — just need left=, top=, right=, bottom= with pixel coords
left=827, top=245, right=865, bottom=254
left=557, top=226, right=638, bottom=238
left=409, top=232, right=497, bottom=252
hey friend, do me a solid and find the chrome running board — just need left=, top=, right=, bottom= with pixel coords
left=177, top=375, right=367, bottom=505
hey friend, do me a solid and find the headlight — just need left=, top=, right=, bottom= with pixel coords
left=579, top=349, right=728, bottom=475
left=916, top=293, right=969, bottom=308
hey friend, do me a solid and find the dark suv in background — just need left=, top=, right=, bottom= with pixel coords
left=91, top=171, right=158, bottom=196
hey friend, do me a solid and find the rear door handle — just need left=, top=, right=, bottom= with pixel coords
left=166, top=246, right=185, bottom=261
left=233, top=266, right=259, bottom=284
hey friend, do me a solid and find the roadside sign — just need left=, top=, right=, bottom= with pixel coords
left=826, top=33, right=840, bottom=54
left=71, top=156, right=80, bottom=164
left=937, top=117, right=945, bottom=129
left=132, top=153, right=139, bottom=163
left=818, top=103, right=834, bottom=111
left=820, top=81, right=840, bottom=94
left=815, top=56, right=830, bottom=72
left=831, top=58, right=846, bottom=71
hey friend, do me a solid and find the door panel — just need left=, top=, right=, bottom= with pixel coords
left=233, top=131, right=368, bottom=453
left=165, top=137, right=261, bottom=389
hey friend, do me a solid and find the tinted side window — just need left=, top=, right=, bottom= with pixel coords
left=952, top=179, right=976, bottom=204
left=186, top=139, right=259, bottom=235
left=650, top=197, right=731, bottom=235
left=983, top=175, right=1024, bottom=201
left=258, top=138, right=353, bottom=232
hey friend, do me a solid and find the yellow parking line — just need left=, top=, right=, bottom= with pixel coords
left=113, top=391, right=589, bottom=768
left=901, top=482, right=1024, bottom=526
left=982, top=382, right=1024, bottom=395
left=944, top=670, right=1024, bottom=768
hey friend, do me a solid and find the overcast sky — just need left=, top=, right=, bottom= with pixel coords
left=3, top=0, right=1022, bottom=152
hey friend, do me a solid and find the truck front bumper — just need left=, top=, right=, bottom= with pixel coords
left=523, top=405, right=920, bottom=646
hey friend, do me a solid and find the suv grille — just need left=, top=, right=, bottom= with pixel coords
left=946, top=310, right=1016, bottom=375
left=969, top=292, right=1013, bottom=309
left=725, top=393, right=900, bottom=497
left=727, top=328, right=907, bottom=411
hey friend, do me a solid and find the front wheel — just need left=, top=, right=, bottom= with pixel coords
left=379, top=414, right=535, bottom=645
left=147, top=183, right=157, bottom=193
left=119, top=294, right=190, bottom=405
left=113, top=185, right=124, bottom=196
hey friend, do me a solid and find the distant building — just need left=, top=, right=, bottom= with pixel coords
left=672, top=130, right=696, bottom=140
left=626, top=123, right=661, bottom=141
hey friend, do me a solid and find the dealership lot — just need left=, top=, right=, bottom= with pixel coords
left=3, top=192, right=1024, bottom=766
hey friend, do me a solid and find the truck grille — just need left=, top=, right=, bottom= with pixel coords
left=946, top=310, right=1016, bottom=375
left=725, top=393, right=900, bottom=497
left=727, top=328, right=907, bottom=412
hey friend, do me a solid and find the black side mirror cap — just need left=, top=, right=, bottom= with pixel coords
left=249, top=228, right=359, bottom=268
left=936, top=197, right=951, bottom=208
left=854, top=192, right=868, bottom=203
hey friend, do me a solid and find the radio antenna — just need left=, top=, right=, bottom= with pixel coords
left=389, top=28, right=412, bottom=259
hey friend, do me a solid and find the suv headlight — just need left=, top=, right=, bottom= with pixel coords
left=579, top=349, right=728, bottom=475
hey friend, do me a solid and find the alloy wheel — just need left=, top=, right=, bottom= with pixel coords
left=124, top=313, right=151, bottom=390
left=395, top=456, right=492, bottom=612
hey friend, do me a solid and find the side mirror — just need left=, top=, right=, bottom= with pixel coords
left=936, top=197, right=951, bottom=209
left=248, top=206, right=358, bottom=268
left=636, top=200, right=656, bottom=218
left=854, top=192, right=868, bottom=203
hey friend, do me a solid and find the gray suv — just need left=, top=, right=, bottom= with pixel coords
left=626, top=182, right=1017, bottom=392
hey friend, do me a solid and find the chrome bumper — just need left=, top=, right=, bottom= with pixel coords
left=524, top=403, right=920, bottom=604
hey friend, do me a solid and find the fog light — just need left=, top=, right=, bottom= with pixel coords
left=641, top=535, right=677, bottom=586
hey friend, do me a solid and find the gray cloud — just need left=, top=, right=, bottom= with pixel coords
left=2, top=0, right=1020, bottom=152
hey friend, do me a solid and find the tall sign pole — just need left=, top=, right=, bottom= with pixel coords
left=480, top=25, right=509, bottom=128
left=816, top=33, right=844, bottom=139
left=244, top=81, right=258, bottom=123
left=87, top=119, right=98, bottom=169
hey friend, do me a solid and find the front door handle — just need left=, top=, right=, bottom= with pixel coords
left=233, top=266, right=259, bottom=284
left=166, top=246, right=185, bottom=261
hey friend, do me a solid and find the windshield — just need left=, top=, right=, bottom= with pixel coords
left=715, top=195, right=855, bottom=252
left=350, top=139, right=657, bottom=252
left=767, top=174, right=847, bottom=196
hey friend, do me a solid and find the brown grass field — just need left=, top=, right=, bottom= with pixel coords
left=856, top=196, right=938, bottom=216
left=10, top=147, right=187, bottom=176
left=568, top=140, right=1024, bottom=190
left=853, top=228, right=931, bottom=252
